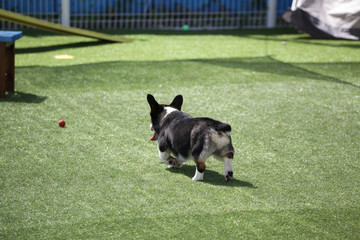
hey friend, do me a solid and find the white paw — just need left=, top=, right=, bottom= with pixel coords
left=192, top=169, right=204, bottom=181
left=192, top=175, right=203, bottom=181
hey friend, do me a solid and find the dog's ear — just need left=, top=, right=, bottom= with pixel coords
left=170, top=95, right=183, bottom=111
left=147, top=94, right=159, bottom=110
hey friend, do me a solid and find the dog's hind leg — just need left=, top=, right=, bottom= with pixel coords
left=223, top=152, right=234, bottom=181
left=192, top=161, right=206, bottom=181
left=191, top=137, right=207, bottom=181
left=214, top=151, right=234, bottom=181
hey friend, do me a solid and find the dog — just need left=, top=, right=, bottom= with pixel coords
left=147, top=94, right=234, bottom=181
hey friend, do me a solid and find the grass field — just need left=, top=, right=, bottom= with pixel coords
left=1, top=29, right=359, bottom=239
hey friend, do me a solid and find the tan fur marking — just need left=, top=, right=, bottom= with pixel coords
left=211, top=131, right=230, bottom=147
left=223, top=152, right=234, bottom=159
left=198, top=161, right=206, bottom=169
left=197, top=161, right=206, bottom=172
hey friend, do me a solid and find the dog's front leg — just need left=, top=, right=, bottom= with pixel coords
left=158, top=148, right=170, bottom=161
left=158, top=146, right=182, bottom=168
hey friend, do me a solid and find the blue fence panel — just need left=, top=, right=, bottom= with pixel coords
left=1, top=0, right=59, bottom=14
left=0, top=0, right=292, bottom=29
left=0, top=0, right=292, bottom=14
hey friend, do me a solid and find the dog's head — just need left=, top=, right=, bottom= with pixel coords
left=147, top=94, right=183, bottom=141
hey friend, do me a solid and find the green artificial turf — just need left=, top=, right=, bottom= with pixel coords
left=1, top=29, right=359, bottom=239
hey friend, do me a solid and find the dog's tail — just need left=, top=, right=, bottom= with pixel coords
left=214, top=123, right=231, bottom=132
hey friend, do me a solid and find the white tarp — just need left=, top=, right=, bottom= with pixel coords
left=288, top=0, right=360, bottom=40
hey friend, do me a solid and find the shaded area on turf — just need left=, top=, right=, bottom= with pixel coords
left=167, top=164, right=257, bottom=187
left=16, top=40, right=110, bottom=54
left=191, top=56, right=360, bottom=89
left=0, top=91, right=47, bottom=103
left=16, top=57, right=360, bottom=92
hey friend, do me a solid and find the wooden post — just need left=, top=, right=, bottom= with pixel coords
left=0, top=42, right=15, bottom=98
left=0, top=42, right=5, bottom=98
left=6, top=42, right=15, bottom=92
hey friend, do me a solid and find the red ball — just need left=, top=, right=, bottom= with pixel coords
left=59, top=120, right=66, bottom=127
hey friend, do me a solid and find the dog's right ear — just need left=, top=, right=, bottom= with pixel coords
left=147, top=94, right=159, bottom=110
left=170, top=95, right=183, bottom=111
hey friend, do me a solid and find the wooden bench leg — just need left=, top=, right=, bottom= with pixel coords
left=0, top=42, right=6, bottom=98
left=0, top=42, right=15, bottom=98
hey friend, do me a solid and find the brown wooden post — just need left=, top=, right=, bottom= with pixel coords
left=0, top=42, right=15, bottom=98
left=6, top=42, right=15, bottom=93
left=0, top=42, right=7, bottom=98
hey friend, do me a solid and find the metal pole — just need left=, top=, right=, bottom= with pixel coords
left=266, top=0, right=277, bottom=28
left=61, top=0, right=70, bottom=26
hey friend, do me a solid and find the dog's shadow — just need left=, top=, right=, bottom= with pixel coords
left=166, top=164, right=257, bottom=188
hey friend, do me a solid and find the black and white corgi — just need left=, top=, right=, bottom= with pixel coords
left=147, top=94, right=234, bottom=181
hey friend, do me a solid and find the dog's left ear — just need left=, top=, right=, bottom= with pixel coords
left=170, top=95, right=183, bottom=111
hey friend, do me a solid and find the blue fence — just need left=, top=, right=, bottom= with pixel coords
left=1, top=0, right=59, bottom=13
left=0, top=0, right=292, bottom=29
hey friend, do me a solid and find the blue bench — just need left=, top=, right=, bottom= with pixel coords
left=0, top=31, right=22, bottom=98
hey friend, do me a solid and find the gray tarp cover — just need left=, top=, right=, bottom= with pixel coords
left=289, top=0, right=360, bottom=40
